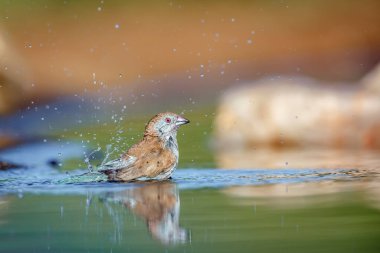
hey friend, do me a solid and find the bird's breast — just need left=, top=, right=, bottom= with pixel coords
left=166, top=136, right=179, bottom=161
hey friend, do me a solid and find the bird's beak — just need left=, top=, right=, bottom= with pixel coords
left=176, top=116, right=190, bottom=126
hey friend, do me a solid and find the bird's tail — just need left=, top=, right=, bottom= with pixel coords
left=111, top=168, right=146, bottom=182
left=97, top=157, right=141, bottom=182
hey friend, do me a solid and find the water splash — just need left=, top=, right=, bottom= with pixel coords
left=84, top=147, right=102, bottom=172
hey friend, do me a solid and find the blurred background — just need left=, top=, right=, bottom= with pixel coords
left=1, top=2, right=380, bottom=252
left=1, top=0, right=380, bottom=168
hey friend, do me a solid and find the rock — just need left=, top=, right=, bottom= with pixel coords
left=361, top=63, right=380, bottom=94
left=0, top=28, right=30, bottom=114
left=215, top=148, right=380, bottom=169
left=0, top=161, right=23, bottom=170
left=214, top=64, right=380, bottom=150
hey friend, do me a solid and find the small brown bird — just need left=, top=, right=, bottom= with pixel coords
left=99, top=112, right=189, bottom=182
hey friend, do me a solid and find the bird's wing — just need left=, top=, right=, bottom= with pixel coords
left=100, top=137, right=176, bottom=181
left=98, top=155, right=137, bottom=172
left=113, top=146, right=176, bottom=181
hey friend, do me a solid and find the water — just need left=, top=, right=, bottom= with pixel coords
left=1, top=141, right=380, bottom=252
left=0, top=178, right=379, bottom=252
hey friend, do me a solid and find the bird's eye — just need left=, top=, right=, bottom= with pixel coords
left=165, top=117, right=171, bottom=123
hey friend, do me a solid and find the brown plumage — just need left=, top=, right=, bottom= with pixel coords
left=99, top=112, right=189, bottom=181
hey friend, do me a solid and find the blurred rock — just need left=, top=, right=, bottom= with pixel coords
left=214, top=64, right=380, bottom=150
left=0, top=28, right=30, bottom=114
left=216, top=149, right=380, bottom=169
left=0, top=161, right=23, bottom=170
left=362, top=63, right=380, bottom=94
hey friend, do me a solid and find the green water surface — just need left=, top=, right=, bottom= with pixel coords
left=0, top=186, right=379, bottom=253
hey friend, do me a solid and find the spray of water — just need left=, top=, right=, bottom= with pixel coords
left=84, top=147, right=101, bottom=172
left=100, top=144, right=118, bottom=166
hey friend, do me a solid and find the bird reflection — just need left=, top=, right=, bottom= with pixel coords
left=101, top=181, right=188, bottom=245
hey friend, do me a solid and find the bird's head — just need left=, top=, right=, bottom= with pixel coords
left=144, top=112, right=190, bottom=139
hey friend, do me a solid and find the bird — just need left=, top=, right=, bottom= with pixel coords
left=98, top=112, right=190, bottom=182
